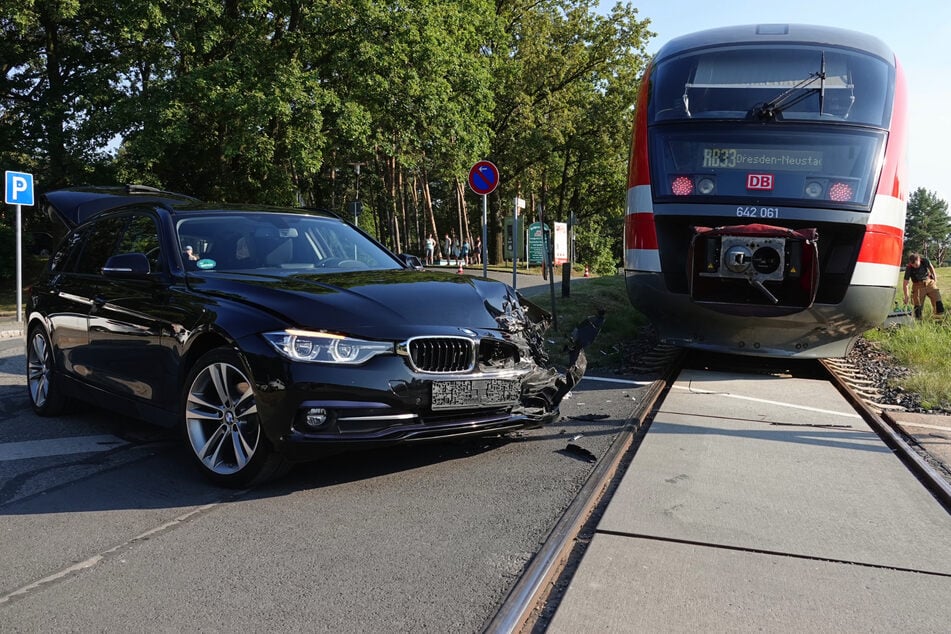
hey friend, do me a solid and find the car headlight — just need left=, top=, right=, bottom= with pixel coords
left=263, top=330, right=393, bottom=364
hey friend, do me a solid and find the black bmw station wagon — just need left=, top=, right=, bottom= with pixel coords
left=27, top=186, right=592, bottom=486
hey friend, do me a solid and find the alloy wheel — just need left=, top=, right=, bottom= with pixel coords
left=185, top=360, right=261, bottom=476
left=27, top=331, right=52, bottom=408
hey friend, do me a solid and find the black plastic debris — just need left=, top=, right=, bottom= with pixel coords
left=567, top=413, right=610, bottom=421
left=561, top=443, right=597, bottom=463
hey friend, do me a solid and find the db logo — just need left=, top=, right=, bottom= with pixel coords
left=747, top=174, right=774, bottom=190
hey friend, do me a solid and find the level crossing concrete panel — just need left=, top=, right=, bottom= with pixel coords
left=598, top=369, right=951, bottom=574
left=548, top=534, right=951, bottom=633
left=662, top=368, right=861, bottom=425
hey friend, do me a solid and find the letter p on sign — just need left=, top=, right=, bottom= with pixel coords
left=5, top=171, right=35, bottom=206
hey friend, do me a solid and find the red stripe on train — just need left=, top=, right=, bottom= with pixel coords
left=628, top=64, right=653, bottom=189
left=857, top=224, right=904, bottom=266
left=877, top=59, right=908, bottom=200
left=625, top=212, right=659, bottom=251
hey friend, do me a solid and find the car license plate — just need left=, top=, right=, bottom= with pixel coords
left=431, top=378, right=520, bottom=410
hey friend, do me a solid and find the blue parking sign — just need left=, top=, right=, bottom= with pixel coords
left=5, top=171, right=34, bottom=206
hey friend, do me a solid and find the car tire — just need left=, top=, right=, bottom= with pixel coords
left=26, top=325, right=69, bottom=416
left=182, top=348, right=288, bottom=488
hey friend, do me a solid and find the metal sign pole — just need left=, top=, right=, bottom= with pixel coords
left=15, top=203, right=22, bottom=323
left=5, top=171, right=33, bottom=323
left=512, top=201, right=518, bottom=289
left=482, top=194, right=488, bottom=278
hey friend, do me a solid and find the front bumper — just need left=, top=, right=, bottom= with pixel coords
left=238, top=336, right=555, bottom=458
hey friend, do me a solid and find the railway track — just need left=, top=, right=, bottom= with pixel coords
left=486, top=348, right=951, bottom=633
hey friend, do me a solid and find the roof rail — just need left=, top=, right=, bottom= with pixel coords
left=125, top=184, right=200, bottom=201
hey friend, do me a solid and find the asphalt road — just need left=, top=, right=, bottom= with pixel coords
left=430, top=263, right=595, bottom=299
left=0, top=334, right=649, bottom=631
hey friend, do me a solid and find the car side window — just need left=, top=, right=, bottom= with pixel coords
left=75, top=217, right=126, bottom=275
left=48, top=229, right=85, bottom=274
left=117, top=214, right=163, bottom=273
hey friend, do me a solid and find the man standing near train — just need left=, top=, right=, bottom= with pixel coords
left=902, top=253, right=945, bottom=320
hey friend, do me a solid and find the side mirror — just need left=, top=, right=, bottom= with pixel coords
left=398, top=253, right=424, bottom=270
left=102, top=253, right=151, bottom=278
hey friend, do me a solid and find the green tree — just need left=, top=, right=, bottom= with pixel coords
left=1, top=0, right=128, bottom=190
left=3, top=0, right=653, bottom=263
left=303, top=0, right=500, bottom=250
left=115, top=1, right=328, bottom=204
left=905, top=187, right=951, bottom=265
left=485, top=0, right=652, bottom=269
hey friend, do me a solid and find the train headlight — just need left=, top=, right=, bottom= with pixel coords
left=804, top=180, right=824, bottom=198
left=671, top=176, right=694, bottom=196
left=696, top=177, right=716, bottom=195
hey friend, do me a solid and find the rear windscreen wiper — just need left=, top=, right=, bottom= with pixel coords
left=752, top=53, right=826, bottom=120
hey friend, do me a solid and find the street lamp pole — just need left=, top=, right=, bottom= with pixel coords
left=348, top=162, right=366, bottom=225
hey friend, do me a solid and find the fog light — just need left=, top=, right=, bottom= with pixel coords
left=304, top=407, right=329, bottom=428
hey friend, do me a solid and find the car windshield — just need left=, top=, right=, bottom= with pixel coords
left=176, top=213, right=402, bottom=272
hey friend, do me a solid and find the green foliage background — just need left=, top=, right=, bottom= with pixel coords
left=904, top=187, right=951, bottom=265
left=1, top=0, right=654, bottom=273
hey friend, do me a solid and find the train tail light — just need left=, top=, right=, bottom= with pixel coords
left=671, top=175, right=694, bottom=196
left=671, top=175, right=717, bottom=196
left=803, top=178, right=857, bottom=202
left=828, top=181, right=854, bottom=202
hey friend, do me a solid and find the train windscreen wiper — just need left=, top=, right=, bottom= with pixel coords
left=752, top=53, right=826, bottom=120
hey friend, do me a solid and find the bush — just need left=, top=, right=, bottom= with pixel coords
left=0, top=224, right=14, bottom=279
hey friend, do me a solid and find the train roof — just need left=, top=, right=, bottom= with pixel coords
left=654, top=24, right=896, bottom=66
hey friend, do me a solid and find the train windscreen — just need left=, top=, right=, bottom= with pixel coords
left=649, top=45, right=894, bottom=126
left=645, top=44, right=894, bottom=210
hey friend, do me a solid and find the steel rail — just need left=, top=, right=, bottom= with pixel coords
left=484, top=360, right=681, bottom=634
left=820, top=359, right=951, bottom=512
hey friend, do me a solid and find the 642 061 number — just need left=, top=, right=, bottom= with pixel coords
left=736, top=206, right=780, bottom=219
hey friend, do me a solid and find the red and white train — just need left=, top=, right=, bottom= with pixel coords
left=624, top=24, right=907, bottom=357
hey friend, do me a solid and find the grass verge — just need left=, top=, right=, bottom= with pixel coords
left=865, top=266, right=950, bottom=409
left=525, top=275, right=648, bottom=370
left=864, top=320, right=951, bottom=409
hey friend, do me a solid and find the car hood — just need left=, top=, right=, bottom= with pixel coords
left=187, top=269, right=544, bottom=339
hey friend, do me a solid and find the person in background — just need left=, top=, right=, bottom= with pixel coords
left=184, top=245, right=199, bottom=261
left=443, top=233, right=452, bottom=265
left=424, top=234, right=435, bottom=266
left=903, top=252, right=945, bottom=320
left=473, top=237, right=482, bottom=264
left=461, top=239, right=470, bottom=265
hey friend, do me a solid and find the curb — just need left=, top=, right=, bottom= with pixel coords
left=0, top=319, right=24, bottom=340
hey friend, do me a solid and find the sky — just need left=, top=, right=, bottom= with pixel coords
left=600, top=0, right=951, bottom=204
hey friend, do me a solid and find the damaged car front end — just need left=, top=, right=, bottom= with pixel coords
left=250, top=278, right=595, bottom=458
left=29, top=186, right=599, bottom=487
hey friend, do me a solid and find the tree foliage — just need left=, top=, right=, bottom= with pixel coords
left=2, top=0, right=653, bottom=268
left=905, top=187, right=951, bottom=265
